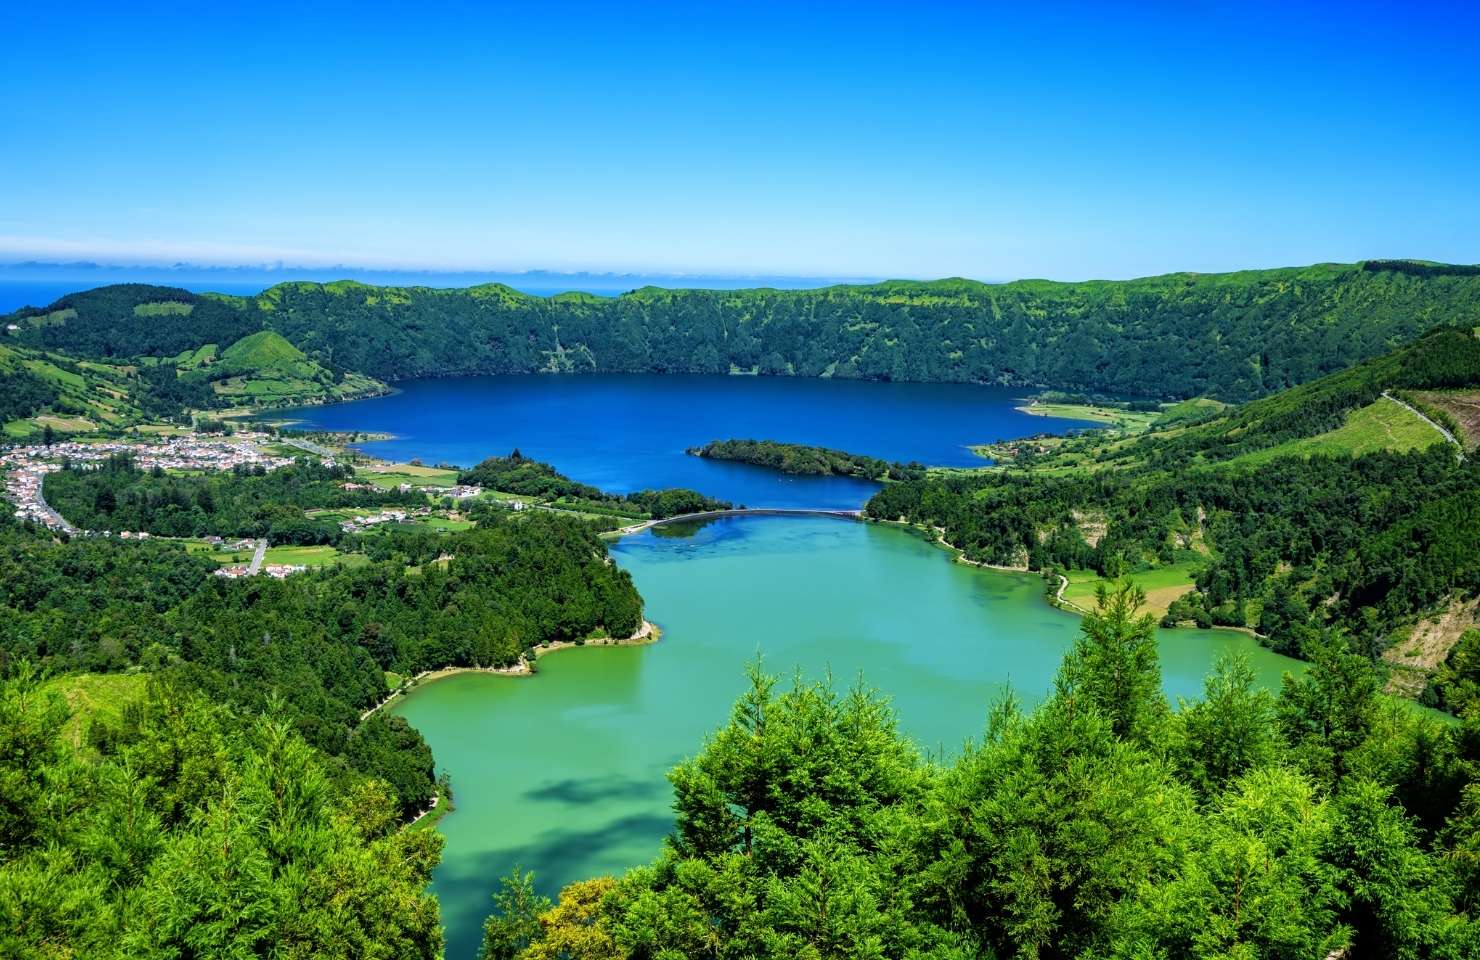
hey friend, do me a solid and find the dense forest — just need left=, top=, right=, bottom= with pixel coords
left=459, top=451, right=731, bottom=517
left=0, top=486, right=650, bottom=955
left=0, top=507, right=643, bottom=823
left=1, top=667, right=446, bottom=959
left=688, top=438, right=926, bottom=481
left=0, top=367, right=59, bottom=423
left=9, top=260, right=1480, bottom=402
left=43, top=456, right=427, bottom=542
left=478, top=584, right=1480, bottom=959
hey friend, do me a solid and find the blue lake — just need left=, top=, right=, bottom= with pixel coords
left=283, top=374, right=1087, bottom=508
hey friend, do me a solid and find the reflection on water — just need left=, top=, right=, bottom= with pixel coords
left=648, top=516, right=724, bottom=538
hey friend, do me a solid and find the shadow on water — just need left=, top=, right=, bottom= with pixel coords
left=436, top=812, right=677, bottom=959
left=522, top=772, right=671, bottom=806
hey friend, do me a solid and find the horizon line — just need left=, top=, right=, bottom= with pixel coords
left=1, top=256, right=1475, bottom=292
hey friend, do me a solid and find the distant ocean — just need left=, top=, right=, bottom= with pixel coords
left=0, top=280, right=623, bottom=315
left=0, top=280, right=273, bottom=314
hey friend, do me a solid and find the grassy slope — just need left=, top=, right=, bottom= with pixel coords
left=1018, top=400, right=1161, bottom=431
left=356, top=463, right=462, bottom=489
left=199, top=330, right=386, bottom=406
left=218, top=329, right=308, bottom=368
left=1061, top=561, right=1204, bottom=618
left=39, top=672, right=148, bottom=752
left=1227, top=396, right=1444, bottom=467
left=0, top=341, right=149, bottom=436
left=1153, top=397, right=1227, bottom=426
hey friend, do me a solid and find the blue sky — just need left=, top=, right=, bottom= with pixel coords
left=2, top=1, right=1477, bottom=281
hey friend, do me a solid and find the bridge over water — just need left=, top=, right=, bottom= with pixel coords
left=616, top=507, right=863, bottom=536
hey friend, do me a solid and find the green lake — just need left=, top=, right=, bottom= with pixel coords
left=392, top=515, right=1304, bottom=959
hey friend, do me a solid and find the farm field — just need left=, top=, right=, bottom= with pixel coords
left=1060, top=560, right=1201, bottom=617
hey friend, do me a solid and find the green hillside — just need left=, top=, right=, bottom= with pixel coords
left=7, top=283, right=259, bottom=357
left=217, top=329, right=309, bottom=368
left=9, top=259, right=1480, bottom=402
left=0, top=342, right=153, bottom=437
left=1016, top=324, right=1480, bottom=473
left=194, top=331, right=386, bottom=406
left=869, top=327, right=1480, bottom=701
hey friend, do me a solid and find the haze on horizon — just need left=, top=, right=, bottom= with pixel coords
left=2, top=1, right=1477, bottom=284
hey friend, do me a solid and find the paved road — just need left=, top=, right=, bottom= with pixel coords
left=1381, top=391, right=1465, bottom=460
left=31, top=473, right=79, bottom=535
left=616, top=507, right=863, bottom=536
left=247, top=539, right=268, bottom=574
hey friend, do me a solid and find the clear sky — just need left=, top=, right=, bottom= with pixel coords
left=2, top=1, right=1477, bottom=281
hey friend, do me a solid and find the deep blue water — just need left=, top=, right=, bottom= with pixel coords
left=0, top=280, right=275, bottom=313
left=282, top=374, right=1087, bottom=508
left=0, top=282, right=602, bottom=314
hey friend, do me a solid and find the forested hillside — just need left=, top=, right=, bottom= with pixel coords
left=867, top=327, right=1480, bottom=703
left=478, top=586, right=1480, bottom=959
left=9, top=260, right=1480, bottom=401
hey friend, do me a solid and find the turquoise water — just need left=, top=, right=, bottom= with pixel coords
left=282, top=374, right=1088, bottom=509
left=394, top=516, right=1303, bottom=959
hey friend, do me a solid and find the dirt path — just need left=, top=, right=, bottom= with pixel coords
left=1381, top=392, right=1465, bottom=459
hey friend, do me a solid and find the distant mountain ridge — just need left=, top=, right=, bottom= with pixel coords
left=6, top=260, right=1480, bottom=402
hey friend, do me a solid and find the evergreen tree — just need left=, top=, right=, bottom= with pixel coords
left=1056, top=580, right=1167, bottom=745
left=1174, top=653, right=1280, bottom=800
left=1278, top=631, right=1380, bottom=787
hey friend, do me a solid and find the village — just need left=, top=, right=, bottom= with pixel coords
left=0, top=429, right=506, bottom=582
left=1, top=432, right=302, bottom=552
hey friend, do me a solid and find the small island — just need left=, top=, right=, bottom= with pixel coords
left=687, top=438, right=926, bottom=481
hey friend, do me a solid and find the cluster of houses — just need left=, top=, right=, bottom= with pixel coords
left=5, top=434, right=295, bottom=474
left=214, top=562, right=306, bottom=580
left=338, top=507, right=428, bottom=532
left=199, top=536, right=257, bottom=552
left=432, top=483, right=483, bottom=499
left=2, top=462, right=75, bottom=532
left=0, top=435, right=297, bottom=534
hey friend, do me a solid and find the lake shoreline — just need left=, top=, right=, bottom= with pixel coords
left=362, top=619, right=659, bottom=718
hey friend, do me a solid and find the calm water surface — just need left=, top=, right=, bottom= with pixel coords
left=396, top=516, right=1303, bottom=959
left=284, top=374, right=1088, bottom=509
